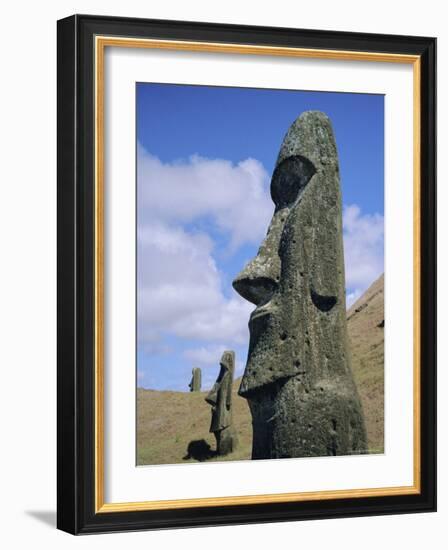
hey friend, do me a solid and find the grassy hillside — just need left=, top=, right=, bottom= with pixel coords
left=137, top=274, right=384, bottom=465
left=347, top=274, right=384, bottom=453
left=137, top=383, right=252, bottom=465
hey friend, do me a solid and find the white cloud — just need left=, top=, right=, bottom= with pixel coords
left=137, top=221, right=253, bottom=345
left=136, top=146, right=383, bottom=382
left=346, top=289, right=362, bottom=308
left=343, top=204, right=384, bottom=296
left=137, top=145, right=272, bottom=251
left=183, top=345, right=228, bottom=367
left=137, top=147, right=269, bottom=349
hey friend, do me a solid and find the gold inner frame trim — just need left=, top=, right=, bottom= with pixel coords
left=94, top=35, right=421, bottom=513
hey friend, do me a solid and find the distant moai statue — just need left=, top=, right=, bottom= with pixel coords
left=232, top=111, right=367, bottom=460
left=188, top=367, right=202, bottom=392
left=205, top=350, right=238, bottom=455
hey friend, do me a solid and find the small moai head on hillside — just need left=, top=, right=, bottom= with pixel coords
left=205, top=350, right=238, bottom=455
left=188, top=367, right=202, bottom=392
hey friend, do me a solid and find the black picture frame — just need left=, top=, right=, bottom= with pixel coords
left=57, top=14, right=436, bottom=535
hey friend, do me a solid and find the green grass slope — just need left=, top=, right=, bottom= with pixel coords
left=137, top=274, right=384, bottom=465
left=137, top=383, right=252, bottom=465
left=347, top=274, right=384, bottom=453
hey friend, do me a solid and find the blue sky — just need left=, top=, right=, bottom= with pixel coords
left=136, top=83, right=384, bottom=391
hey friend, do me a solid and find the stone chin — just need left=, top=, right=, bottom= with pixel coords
left=238, top=302, right=303, bottom=398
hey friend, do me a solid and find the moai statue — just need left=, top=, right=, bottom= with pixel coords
left=188, top=367, right=202, bottom=392
left=232, top=111, right=367, bottom=460
left=205, top=351, right=238, bottom=455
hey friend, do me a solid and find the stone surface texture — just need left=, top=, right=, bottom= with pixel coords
left=188, top=367, right=202, bottom=392
left=205, top=351, right=238, bottom=455
left=232, top=111, right=367, bottom=460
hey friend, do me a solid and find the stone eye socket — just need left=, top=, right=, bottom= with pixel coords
left=271, top=155, right=316, bottom=209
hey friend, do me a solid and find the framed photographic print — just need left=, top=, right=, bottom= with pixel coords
left=57, top=14, right=436, bottom=534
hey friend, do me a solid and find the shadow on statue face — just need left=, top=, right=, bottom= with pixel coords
left=205, top=351, right=234, bottom=408
left=205, top=368, right=222, bottom=409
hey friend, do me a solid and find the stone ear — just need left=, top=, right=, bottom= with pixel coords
left=310, top=288, right=337, bottom=312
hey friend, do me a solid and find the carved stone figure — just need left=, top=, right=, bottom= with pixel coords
left=188, top=367, right=202, bottom=392
left=205, top=351, right=238, bottom=455
left=232, top=111, right=367, bottom=459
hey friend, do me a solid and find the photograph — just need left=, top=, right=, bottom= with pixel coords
left=136, top=83, right=385, bottom=466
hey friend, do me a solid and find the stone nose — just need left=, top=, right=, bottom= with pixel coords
left=232, top=210, right=284, bottom=306
left=232, top=271, right=278, bottom=306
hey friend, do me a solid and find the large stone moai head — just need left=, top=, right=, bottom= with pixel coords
left=188, top=367, right=202, bottom=392
left=232, top=111, right=367, bottom=460
left=205, top=350, right=238, bottom=455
